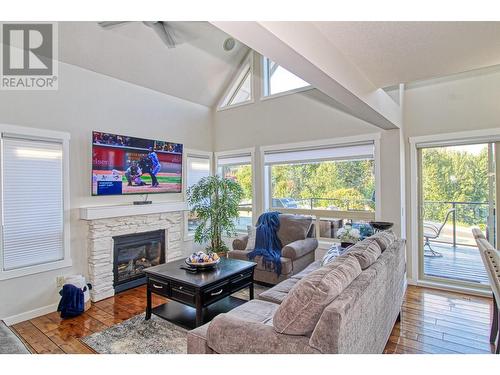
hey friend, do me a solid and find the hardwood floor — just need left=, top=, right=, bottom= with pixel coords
left=10, top=285, right=496, bottom=354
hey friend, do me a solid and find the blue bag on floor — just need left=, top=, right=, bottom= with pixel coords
left=57, top=284, right=85, bottom=319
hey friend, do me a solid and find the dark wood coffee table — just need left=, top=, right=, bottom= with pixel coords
left=144, top=257, right=256, bottom=329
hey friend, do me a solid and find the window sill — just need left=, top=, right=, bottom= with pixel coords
left=261, top=86, right=314, bottom=102
left=216, top=99, right=255, bottom=112
left=0, top=258, right=73, bottom=280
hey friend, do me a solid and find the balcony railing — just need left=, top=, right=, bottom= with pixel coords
left=423, top=200, right=493, bottom=247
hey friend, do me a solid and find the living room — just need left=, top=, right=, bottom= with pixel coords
left=1, top=1, right=500, bottom=372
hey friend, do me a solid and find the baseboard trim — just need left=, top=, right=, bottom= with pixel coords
left=3, top=303, right=59, bottom=326
left=408, top=279, right=491, bottom=298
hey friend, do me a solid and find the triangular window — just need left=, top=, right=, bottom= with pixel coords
left=219, top=56, right=253, bottom=109
left=263, top=57, right=310, bottom=97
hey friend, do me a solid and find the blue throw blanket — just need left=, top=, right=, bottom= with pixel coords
left=247, top=211, right=283, bottom=275
left=57, top=284, right=84, bottom=319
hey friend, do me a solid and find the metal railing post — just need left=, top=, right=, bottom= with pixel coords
left=452, top=202, right=457, bottom=249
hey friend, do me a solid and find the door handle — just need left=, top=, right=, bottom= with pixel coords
left=210, top=288, right=223, bottom=296
left=152, top=283, right=163, bottom=289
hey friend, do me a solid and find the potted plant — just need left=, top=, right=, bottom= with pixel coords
left=337, top=225, right=361, bottom=249
left=187, top=175, right=244, bottom=255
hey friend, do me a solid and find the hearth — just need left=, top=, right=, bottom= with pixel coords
left=113, top=230, right=165, bottom=293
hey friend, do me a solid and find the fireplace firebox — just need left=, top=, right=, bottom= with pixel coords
left=113, top=230, right=165, bottom=293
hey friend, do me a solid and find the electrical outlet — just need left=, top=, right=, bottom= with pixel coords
left=56, top=276, right=65, bottom=288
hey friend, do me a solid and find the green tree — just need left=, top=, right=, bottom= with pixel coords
left=421, top=147, right=489, bottom=226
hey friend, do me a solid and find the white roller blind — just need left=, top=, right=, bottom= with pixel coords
left=2, top=136, right=64, bottom=271
left=264, top=142, right=374, bottom=165
left=217, top=153, right=251, bottom=167
left=187, top=156, right=210, bottom=189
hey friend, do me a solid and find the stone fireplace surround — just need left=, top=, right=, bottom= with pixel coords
left=80, top=202, right=187, bottom=302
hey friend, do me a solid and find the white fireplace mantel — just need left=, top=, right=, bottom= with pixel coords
left=79, top=201, right=188, bottom=221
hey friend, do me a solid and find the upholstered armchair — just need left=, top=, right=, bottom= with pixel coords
left=228, top=214, right=318, bottom=285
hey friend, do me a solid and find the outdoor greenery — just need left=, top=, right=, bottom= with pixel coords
left=223, top=147, right=490, bottom=230
left=422, top=147, right=489, bottom=227
left=224, top=165, right=252, bottom=204
left=270, top=160, right=375, bottom=211
left=187, top=175, right=244, bottom=253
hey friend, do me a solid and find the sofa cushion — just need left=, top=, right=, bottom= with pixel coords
left=370, top=230, right=396, bottom=251
left=232, top=236, right=249, bottom=251
left=273, top=255, right=362, bottom=336
left=291, top=260, right=322, bottom=280
left=206, top=307, right=318, bottom=354
left=348, top=240, right=382, bottom=269
left=277, top=214, right=313, bottom=247
left=226, top=299, right=279, bottom=323
left=258, top=278, right=300, bottom=304
left=321, top=244, right=352, bottom=266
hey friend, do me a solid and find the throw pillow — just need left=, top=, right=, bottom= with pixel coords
left=245, top=225, right=257, bottom=250
left=348, top=240, right=382, bottom=269
left=277, top=214, right=313, bottom=247
left=371, top=230, right=396, bottom=251
left=321, top=244, right=349, bottom=266
left=273, top=255, right=362, bottom=336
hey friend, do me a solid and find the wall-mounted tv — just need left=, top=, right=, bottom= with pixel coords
left=92, top=131, right=183, bottom=196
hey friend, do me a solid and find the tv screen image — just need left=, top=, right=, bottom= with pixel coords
left=92, top=131, right=183, bottom=196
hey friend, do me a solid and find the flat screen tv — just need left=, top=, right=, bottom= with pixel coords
left=92, top=131, right=183, bottom=196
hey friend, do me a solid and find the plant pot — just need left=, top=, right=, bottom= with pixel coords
left=217, top=251, right=228, bottom=259
left=341, top=242, right=354, bottom=249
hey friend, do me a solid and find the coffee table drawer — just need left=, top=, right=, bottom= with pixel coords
left=230, top=270, right=253, bottom=289
left=171, top=283, right=196, bottom=306
left=148, top=278, right=170, bottom=297
left=202, top=281, right=229, bottom=306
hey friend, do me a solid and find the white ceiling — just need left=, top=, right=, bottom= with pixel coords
left=313, top=22, right=500, bottom=88
left=58, top=22, right=249, bottom=107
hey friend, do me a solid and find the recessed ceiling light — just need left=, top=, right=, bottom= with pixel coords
left=223, top=37, right=236, bottom=51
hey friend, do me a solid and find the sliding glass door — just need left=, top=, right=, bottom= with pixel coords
left=417, top=142, right=495, bottom=288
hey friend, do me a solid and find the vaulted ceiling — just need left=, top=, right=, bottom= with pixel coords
left=57, top=21, right=500, bottom=125
left=312, top=21, right=500, bottom=88
left=58, top=22, right=249, bottom=107
left=213, top=21, right=500, bottom=130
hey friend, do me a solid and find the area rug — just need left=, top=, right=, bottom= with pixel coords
left=81, top=314, right=188, bottom=354
left=80, top=285, right=269, bottom=354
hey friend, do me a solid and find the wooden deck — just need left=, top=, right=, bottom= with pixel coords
left=9, top=285, right=497, bottom=354
left=424, top=242, right=489, bottom=285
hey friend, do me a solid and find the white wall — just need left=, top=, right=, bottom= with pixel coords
left=0, top=62, right=212, bottom=322
left=402, top=66, right=500, bottom=282
left=214, top=52, right=403, bottom=237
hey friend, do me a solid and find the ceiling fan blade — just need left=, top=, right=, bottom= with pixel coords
left=97, top=21, right=131, bottom=29
left=143, top=21, right=176, bottom=49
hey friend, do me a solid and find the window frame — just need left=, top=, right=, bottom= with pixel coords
left=260, top=134, right=381, bottom=242
left=215, top=148, right=256, bottom=233
left=217, top=52, right=254, bottom=111
left=183, top=149, right=213, bottom=240
left=0, top=123, right=71, bottom=280
left=261, top=56, right=313, bottom=100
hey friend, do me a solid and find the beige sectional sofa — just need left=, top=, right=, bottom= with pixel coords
left=187, top=232, right=406, bottom=354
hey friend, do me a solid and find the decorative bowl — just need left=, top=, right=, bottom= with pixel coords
left=184, top=257, right=220, bottom=270
left=369, top=221, right=394, bottom=231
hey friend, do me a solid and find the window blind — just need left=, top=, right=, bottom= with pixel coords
left=264, top=142, right=374, bottom=165
left=217, top=154, right=252, bottom=167
left=2, top=136, right=64, bottom=271
left=187, top=156, right=210, bottom=189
